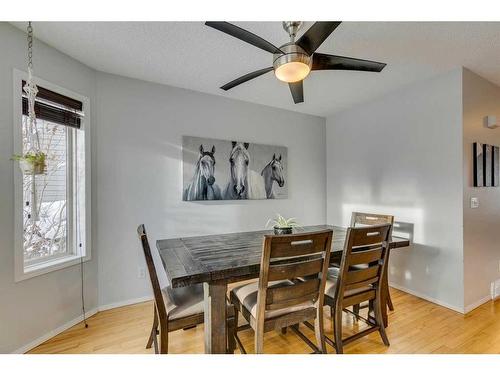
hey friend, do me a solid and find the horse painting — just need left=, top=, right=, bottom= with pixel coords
left=261, top=153, right=285, bottom=199
left=182, top=135, right=287, bottom=201
left=183, top=144, right=222, bottom=201
left=223, top=142, right=266, bottom=200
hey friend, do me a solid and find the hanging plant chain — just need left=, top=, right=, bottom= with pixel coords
left=24, top=21, right=41, bottom=152
left=27, top=22, right=33, bottom=69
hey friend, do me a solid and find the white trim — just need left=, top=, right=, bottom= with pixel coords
left=389, top=282, right=465, bottom=314
left=18, top=255, right=87, bottom=282
left=11, top=296, right=153, bottom=353
left=98, top=295, right=153, bottom=312
left=11, top=307, right=99, bottom=354
left=13, top=68, right=92, bottom=282
left=464, top=295, right=491, bottom=314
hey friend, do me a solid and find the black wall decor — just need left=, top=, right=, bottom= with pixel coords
left=494, top=146, right=500, bottom=187
left=473, top=142, right=500, bottom=187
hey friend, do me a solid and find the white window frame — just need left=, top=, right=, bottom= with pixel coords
left=13, top=69, right=92, bottom=282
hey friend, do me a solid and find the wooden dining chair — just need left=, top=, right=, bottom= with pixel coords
left=350, top=212, right=394, bottom=228
left=350, top=212, right=395, bottom=313
left=229, top=229, right=333, bottom=354
left=137, top=224, right=236, bottom=354
left=324, top=224, right=391, bottom=353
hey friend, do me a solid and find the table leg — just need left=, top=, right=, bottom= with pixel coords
left=204, top=280, right=228, bottom=354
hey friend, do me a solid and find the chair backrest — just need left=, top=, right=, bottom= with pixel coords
left=335, top=224, right=392, bottom=308
left=137, top=224, right=168, bottom=322
left=255, top=230, right=333, bottom=320
left=351, top=212, right=394, bottom=228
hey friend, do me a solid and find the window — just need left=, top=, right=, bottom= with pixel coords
left=14, top=70, right=91, bottom=281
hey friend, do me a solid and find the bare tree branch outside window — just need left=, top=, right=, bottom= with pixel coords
left=22, top=115, right=68, bottom=261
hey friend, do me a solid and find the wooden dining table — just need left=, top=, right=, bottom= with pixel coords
left=157, top=225, right=410, bottom=354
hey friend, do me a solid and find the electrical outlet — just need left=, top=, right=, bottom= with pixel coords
left=470, top=197, right=479, bottom=209
left=138, top=267, right=146, bottom=279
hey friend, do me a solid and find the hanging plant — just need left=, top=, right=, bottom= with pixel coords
left=11, top=152, right=47, bottom=175
left=11, top=22, right=46, bottom=176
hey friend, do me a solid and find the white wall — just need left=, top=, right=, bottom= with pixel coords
left=0, top=23, right=98, bottom=353
left=95, top=72, right=327, bottom=307
left=326, top=69, right=465, bottom=311
left=462, top=69, right=500, bottom=311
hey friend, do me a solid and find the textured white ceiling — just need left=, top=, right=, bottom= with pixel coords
left=10, top=21, right=500, bottom=117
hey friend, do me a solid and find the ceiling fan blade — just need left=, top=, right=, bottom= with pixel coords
left=205, top=22, right=283, bottom=54
left=296, top=22, right=342, bottom=55
left=312, top=53, right=387, bottom=72
left=288, top=81, right=304, bottom=104
left=220, top=67, right=274, bottom=91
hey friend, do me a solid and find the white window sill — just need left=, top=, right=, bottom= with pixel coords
left=15, top=253, right=91, bottom=282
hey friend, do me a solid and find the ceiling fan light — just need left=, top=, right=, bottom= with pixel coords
left=274, top=62, right=311, bottom=83
left=273, top=43, right=312, bottom=83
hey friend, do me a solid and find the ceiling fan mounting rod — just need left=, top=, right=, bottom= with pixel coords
left=282, top=21, right=303, bottom=43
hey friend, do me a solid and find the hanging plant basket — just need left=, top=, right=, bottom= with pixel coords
left=12, top=153, right=47, bottom=175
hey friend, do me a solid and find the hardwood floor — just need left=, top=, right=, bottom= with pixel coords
left=28, top=288, right=500, bottom=354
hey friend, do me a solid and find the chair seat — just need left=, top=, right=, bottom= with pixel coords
left=162, top=284, right=204, bottom=320
left=230, top=280, right=315, bottom=320
left=325, top=267, right=372, bottom=299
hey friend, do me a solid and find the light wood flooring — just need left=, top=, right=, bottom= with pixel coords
left=28, top=288, right=500, bottom=354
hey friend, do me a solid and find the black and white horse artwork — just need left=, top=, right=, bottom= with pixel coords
left=261, top=153, right=285, bottom=199
left=183, top=144, right=222, bottom=201
left=182, top=136, right=287, bottom=201
left=222, top=142, right=266, bottom=200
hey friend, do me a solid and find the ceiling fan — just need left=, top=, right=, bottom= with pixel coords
left=205, top=21, right=387, bottom=104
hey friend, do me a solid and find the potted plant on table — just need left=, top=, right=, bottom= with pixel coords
left=266, top=213, right=301, bottom=235
left=11, top=152, right=47, bottom=175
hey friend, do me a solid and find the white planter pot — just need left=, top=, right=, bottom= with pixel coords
left=18, top=159, right=46, bottom=175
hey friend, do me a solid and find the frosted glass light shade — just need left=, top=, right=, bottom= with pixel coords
left=274, top=62, right=311, bottom=83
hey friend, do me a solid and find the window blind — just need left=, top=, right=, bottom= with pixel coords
left=21, top=81, right=84, bottom=129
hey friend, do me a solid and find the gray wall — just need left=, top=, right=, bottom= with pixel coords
left=462, top=69, right=500, bottom=310
left=94, top=72, right=327, bottom=306
left=0, top=23, right=98, bottom=353
left=0, top=22, right=326, bottom=351
left=5, top=20, right=495, bottom=352
left=326, top=68, right=465, bottom=311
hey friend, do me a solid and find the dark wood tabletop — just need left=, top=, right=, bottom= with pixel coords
left=157, top=225, right=411, bottom=288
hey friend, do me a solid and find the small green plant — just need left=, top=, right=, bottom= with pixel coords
left=11, top=152, right=47, bottom=174
left=11, top=152, right=46, bottom=164
left=266, top=213, right=301, bottom=229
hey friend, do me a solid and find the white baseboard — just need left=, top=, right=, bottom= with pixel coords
left=464, top=295, right=491, bottom=314
left=12, top=307, right=99, bottom=354
left=12, top=287, right=493, bottom=354
left=12, top=295, right=153, bottom=354
left=98, top=295, right=152, bottom=312
left=389, top=282, right=465, bottom=314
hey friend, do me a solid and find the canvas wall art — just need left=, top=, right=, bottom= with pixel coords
left=473, top=142, right=500, bottom=187
left=473, top=142, right=484, bottom=187
left=493, top=146, right=499, bottom=187
left=182, top=136, right=288, bottom=201
left=485, top=144, right=493, bottom=187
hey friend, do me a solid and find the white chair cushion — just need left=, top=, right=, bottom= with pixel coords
left=327, top=267, right=339, bottom=279
left=162, top=285, right=204, bottom=320
left=232, top=280, right=315, bottom=319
